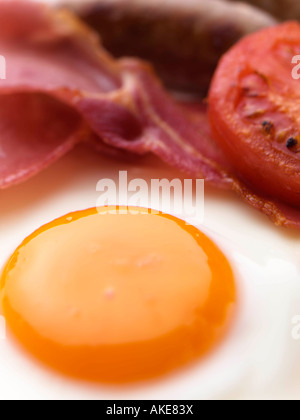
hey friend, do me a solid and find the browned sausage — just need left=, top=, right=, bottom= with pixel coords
left=59, top=0, right=276, bottom=96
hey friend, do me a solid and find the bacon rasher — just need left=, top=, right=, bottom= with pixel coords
left=0, top=1, right=299, bottom=229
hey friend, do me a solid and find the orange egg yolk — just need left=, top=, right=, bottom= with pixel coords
left=0, top=207, right=235, bottom=383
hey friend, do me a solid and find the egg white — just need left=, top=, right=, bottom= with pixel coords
left=0, top=143, right=300, bottom=400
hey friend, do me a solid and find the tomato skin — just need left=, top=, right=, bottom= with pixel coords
left=208, top=22, right=300, bottom=208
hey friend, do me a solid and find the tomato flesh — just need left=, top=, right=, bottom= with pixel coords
left=209, top=22, right=300, bottom=207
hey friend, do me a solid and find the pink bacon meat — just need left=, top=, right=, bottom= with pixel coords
left=0, top=1, right=299, bottom=229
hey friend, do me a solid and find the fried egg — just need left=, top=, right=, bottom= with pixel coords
left=0, top=148, right=300, bottom=399
left=0, top=206, right=235, bottom=383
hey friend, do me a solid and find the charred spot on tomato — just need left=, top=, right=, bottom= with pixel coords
left=208, top=22, right=300, bottom=208
left=262, top=121, right=274, bottom=135
left=286, top=137, right=298, bottom=151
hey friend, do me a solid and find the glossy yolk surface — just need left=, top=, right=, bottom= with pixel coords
left=0, top=207, right=235, bottom=383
